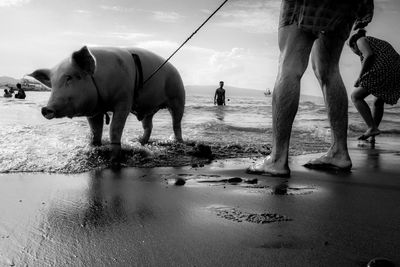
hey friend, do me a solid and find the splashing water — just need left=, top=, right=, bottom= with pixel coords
left=1, top=92, right=399, bottom=173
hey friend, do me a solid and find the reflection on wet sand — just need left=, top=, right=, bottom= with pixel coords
left=365, top=148, right=381, bottom=170
left=82, top=169, right=156, bottom=228
left=83, top=170, right=126, bottom=228
left=215, top=105, right=225, bottom=121
left=1, top=148, right=400, bottom=266
left=357, top=140, right=382, bottom=170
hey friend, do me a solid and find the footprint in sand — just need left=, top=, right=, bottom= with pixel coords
left=209, top=206, right=292, bottom=224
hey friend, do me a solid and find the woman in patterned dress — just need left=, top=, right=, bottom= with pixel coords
left=349, top=29, right=400, bottom=140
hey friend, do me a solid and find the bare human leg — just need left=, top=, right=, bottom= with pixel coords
left=351, top=86, right=380, bottom=140
left=372, top=97, right=384, bottom=127
left=247, top=24, right=315, bottom=177
left=304, top=32, right=352, bottom=170
left=370, top=97, right=384, bottom=143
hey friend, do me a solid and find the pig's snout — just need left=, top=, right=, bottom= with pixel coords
left=41, top=107, right=56, bottom=120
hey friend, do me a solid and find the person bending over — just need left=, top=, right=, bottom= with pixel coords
left=349, top=29, right=400, bottom=141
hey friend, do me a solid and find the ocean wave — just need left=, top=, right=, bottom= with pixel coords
left=299, top=101, right=317, bottom=109
left=0, top=140, right=273, bottom=174
left=199, top=121, right=271, bottom=134
left=186, top=105, right=271, bottom=114
left=380, top=129, right=400, bottom=134
left=348, top=123, right=400, bottom=135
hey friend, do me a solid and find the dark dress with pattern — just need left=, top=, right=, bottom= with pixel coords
left=358, top=37, right=400, bottom=105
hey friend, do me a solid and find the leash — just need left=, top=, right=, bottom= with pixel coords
left=89, top=0, right=230, bottom=123
left=143, top=0, right=230, bottom=85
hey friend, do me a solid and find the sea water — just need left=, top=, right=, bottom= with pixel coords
left=0, top=91, right=399, bottom=173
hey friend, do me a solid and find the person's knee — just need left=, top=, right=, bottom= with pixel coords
left=374, top=98, right=384, bottom=108
left=350, top=91, right=357, bottom=103
left=312, top=61, right=339, bottom=86
left=351, top=90, right=362, bottom=103
left=279, top=64, right=306, bottom=83
left=278, top=48, right=311, bottom=83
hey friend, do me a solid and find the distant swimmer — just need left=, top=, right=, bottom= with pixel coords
left=14, top=83, right=26, bottom=99
left=214, top=81, right=225, bottom=106
left=3, top=89, right=12, bottom=98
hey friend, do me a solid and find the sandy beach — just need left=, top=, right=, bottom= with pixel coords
left=0, top=139, right=399, bottom=267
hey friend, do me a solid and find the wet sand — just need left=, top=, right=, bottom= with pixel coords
left=1, top=140, right=400, bottom=266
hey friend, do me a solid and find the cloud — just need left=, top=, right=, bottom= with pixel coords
left=151, top=11, right=184, bottom=23
left=209, top=47, right=246, bottom=73
left=99, top=5, right=133, bottom=12
left=161, top=44, right=279, bottom=89
left=61, top=31, right=151, bottom=40
left=136, top=40, right=179, bottom=51
left=374, top=0, right=400, bottom=14
left=0, top=0, right=30, bottom=6
left=74, top=9, right=91, bottom=14
left=107, top=32, right=153, bottom=40
left=216, top=0, right=281, bottom=34
left=99, top=5, right=184, bottom=23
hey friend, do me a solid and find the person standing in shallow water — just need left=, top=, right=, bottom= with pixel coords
left=247, top=0, right=374, bottom=177
left=349, top=29, right=400, bottom=142
left=214, top=81, right=226, bottom=106
left=3, top=89, right=12, bottom=98
left=15, top=83, right=26, bottom=99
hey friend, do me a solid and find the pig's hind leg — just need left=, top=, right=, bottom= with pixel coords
left=168, top=99, right=184, bottom=143
left=109, top=110, right=130, bottom=166
left=140, top=113, right=154, bottom=145
left=87, top=114, right=104, bottom=146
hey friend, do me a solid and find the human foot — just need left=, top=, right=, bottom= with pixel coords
left=246, top=156, right=290, bottom=177
left=358, top=128, right=380, bottom=140
left=304, top=153, right=352, bottom=171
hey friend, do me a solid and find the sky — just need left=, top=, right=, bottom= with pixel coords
left=0, top=0, right=400, bottom=96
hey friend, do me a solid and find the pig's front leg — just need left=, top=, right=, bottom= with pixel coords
left=109, top=109, right=129, bottom=167
left=87, top=113, right=104, bottom=146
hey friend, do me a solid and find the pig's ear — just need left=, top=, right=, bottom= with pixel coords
left=28, top=69, right=52, bottom=88
left=72, top=46, right=96, bottom=75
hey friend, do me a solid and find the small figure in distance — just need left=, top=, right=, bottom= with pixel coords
left=214, top=81, right=226, bottom=106
left=15, top=83, right=26, bottom=99
left=3, top=89, right=12, bottom=98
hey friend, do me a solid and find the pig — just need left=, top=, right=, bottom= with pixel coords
left=29, top=46, right=185, bottom=166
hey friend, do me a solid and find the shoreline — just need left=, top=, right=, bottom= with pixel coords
left=1, top=139, right=400, bottom=266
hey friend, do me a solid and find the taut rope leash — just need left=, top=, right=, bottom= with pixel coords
left=143, top=0, right=230, bottom=85
left=90, top=0, right=229, bottom=124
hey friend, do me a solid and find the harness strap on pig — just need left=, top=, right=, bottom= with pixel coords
left=90, top=53, right=144, bottom=125
left=131, top=53, right=143, bottom=104
left=90, top=75, right=111, bottom=125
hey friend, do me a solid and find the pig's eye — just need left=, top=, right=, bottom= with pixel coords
left=65, top=75, right=73, bottom=83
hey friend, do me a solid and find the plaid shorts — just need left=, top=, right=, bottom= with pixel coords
left=279, top=0, right=361, bottom=37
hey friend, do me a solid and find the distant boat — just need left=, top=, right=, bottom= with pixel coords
left=264, top=89, right=272, bottom=96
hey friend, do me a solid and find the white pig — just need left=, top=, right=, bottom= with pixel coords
left=29, top=46, right=185, bottom=166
